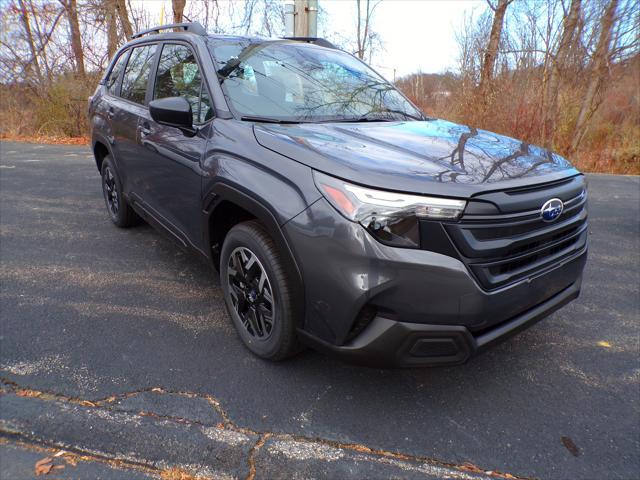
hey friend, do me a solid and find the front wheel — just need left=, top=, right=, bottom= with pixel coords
left=220, top=221, right=300, bottom=360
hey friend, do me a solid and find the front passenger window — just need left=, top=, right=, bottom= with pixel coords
left=154, top=44, right=213, bottom=124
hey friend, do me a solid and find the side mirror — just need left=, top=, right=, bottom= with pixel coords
left=149, top=97, right=195, bottom=135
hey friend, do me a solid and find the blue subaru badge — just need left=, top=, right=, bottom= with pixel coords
left=541, top=198, right=564, bottom=222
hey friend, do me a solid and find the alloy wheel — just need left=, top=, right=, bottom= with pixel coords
left=103, top=166, right=119, bottom=216
left=226, top=246, right=275, bottom=340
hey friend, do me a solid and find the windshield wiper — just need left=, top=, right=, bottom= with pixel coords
left=321, top=116, right=396, bottom=123
left=240, top=116, right=303, bottom=124
left=343, top=111, right=427, bottom=122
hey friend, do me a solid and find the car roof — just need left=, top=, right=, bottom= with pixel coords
left=126, top=23, right=336, bottom=50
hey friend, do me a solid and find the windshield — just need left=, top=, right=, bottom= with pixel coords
left=207, top=39, right=424, bottom=122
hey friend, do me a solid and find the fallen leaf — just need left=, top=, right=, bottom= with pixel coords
left=561, top=435, right=580, bottom=456
left=53, top=451, right=66, bottom=458
left=160, top=467, right=200, bottom=480
left=63, top=454, right=78, bottom=467
left=461, top=462, right=484, bottom=473
left=35, top=457, right=52, bottom=468
left=597, top=341, right=612, bottom=348
left=35, top=457, right=53, bottom=476
left=16, top=389, right=41, bottom=398
left=0, top=134, right=89, bottom=145
left=80, top=400, right=97, bottom=407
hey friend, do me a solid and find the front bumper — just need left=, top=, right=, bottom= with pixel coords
left=284, top=198, right=587, bottom=367
left=298, top=278, right=581, bottom=367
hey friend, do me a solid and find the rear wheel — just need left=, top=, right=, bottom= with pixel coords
left=220, top=221, right=300, bottom=360
left=101, top=155, right=139, bottom=228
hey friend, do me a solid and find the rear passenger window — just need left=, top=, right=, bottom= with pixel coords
left=106, top=50, right=129, bottom=95
left=121, top=44, right=157, bottom=105
left=153, top=44, right=213, bottom=124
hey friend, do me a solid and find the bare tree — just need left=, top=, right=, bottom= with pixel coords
left=456, top=10, right=491, bottom=96
left=542, top=0, right=582, bottom=147
left=105, top=0, right=118, bottom=58
left=479, top=0, right=513, bottom=92
left=172, top=0, right=186, bottom=24
left=17, top=0, right=44, bottom=84
left=355, top=0, right=381, bottom=61
left=261, top=0, right=285, bottom=37
left=115, top=0, right=133, bottom=39
left=570, top=0, right=619, bottom=152
left=59, top=0, right=84, bottom=77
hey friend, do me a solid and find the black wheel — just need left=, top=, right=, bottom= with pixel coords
left=101, top=155, right=140, bottom=228
left=220, top=221, right=301, bottom=360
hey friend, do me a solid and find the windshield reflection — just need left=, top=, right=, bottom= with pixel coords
left=208, top=39, right=424, bottom=123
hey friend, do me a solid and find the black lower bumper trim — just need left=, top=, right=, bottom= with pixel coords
left=298, top=279, right=581, bottom=368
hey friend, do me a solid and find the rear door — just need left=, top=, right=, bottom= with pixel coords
left=93, top=49, right=130, bottom=163
left=140, top=42, right=213, bottom=252
left=113, top=43, right=159, bottom=196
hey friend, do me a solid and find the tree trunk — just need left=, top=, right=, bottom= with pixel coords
left=356, top=0, right=363, bottom=59
left=355, top=0, right=373, bottom=60
left=172, top=0, right=186, bottom=24
left=115, top=0, right=133, bottom=39
left=61, top=0, right=85, bottom=78
left=17, top=0, right=43, bottom=85
left=105, top=0, right=118, bottom=58
left=542, top=0, right=581, bottom=148
left=27, top=0, right=54, bottom=82
left=570, top=0, right=618, bottom=152
left=479, top=0, right=511, bottom=92
left=362, top=0, right=370, bottom=61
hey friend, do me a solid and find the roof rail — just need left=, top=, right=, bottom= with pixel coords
left=131, top=22, right=206, bottom=39
left=283, top=37, right=337, bottom=49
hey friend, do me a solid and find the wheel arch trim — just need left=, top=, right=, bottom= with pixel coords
left=91, top=134, right=115, bottom=172
left=204, top=182, right=306, bottom=324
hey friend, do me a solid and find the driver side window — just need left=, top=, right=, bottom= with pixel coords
left=154, top=44, right=213, bottom=124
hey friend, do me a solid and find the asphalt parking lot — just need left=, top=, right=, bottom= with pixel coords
left=0, top=141, right=638, bottom=480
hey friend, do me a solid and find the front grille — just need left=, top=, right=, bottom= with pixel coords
left=445, top=176, right=588, bottom=290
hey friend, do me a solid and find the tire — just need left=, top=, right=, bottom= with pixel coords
left=101, top=155, right=140, bottom=228
left=220, top=220, right=301, bottom=360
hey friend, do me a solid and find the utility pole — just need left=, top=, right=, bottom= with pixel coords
left=289, top=0, right=317, bottom=37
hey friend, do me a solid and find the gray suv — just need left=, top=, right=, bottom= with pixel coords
left=89, top=23, right=588, bottom=367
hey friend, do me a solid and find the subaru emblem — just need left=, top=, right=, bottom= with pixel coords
left=541, top=198, right=564, bottom=222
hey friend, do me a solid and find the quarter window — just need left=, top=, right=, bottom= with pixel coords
left=106, top=50, right=129, bottom=96
left=121, top=44, right=157, bottom=105
left=154, top=44, right=213, bottom=124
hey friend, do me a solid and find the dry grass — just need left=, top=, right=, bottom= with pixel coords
left=1, top=63, right=637, bottom=175
left=397, top=59, right=640, bottom=176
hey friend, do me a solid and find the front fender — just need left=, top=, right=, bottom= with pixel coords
left=200, top=121, right=322, bottom=326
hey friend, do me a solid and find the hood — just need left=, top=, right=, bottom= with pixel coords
left=253, top=119, right=579, bottom=197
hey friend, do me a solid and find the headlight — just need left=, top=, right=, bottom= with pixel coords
left=313, top=171, right=466, bottom=248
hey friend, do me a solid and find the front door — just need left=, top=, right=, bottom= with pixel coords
left=140, top=42, right=214, bottom=252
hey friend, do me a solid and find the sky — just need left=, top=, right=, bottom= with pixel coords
left=319, top=0, right=485, bottom=78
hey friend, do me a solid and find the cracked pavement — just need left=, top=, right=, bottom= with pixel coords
left=0, top=141, right=638, bottom=479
